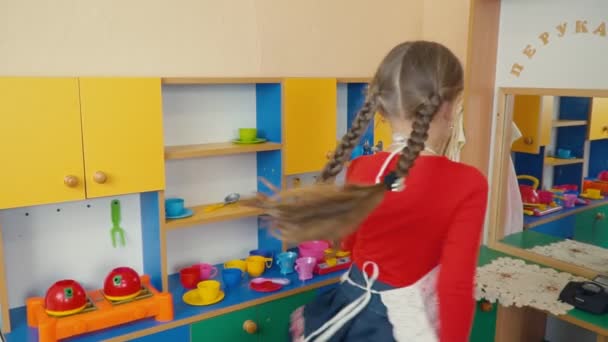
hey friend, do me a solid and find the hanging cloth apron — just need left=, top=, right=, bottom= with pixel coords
left=303, top=136, right=440, bottom=342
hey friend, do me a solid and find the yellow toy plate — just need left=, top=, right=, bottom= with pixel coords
left=580, top=193, right=604, bottom=200
left=183, top=289, right=225, bottom=306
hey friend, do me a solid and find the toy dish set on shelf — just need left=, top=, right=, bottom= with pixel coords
left=582, top=171, right=608, bottom=200
left=518, top=175, right=563, bottom=216
left=232, top=128, right=266, bottom=144
left=27, top=267, right=173, bottom=342
left=180, top=242, right=352, bottom=306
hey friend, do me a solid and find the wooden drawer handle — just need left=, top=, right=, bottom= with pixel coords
left=64, top=175, right=79, bottom=187
left=479, top=300, right=493, bottom=312
left=523, top=137, right=534, bottom=145
left=243, top=320, right=258, bottom=334
left=93, top=171, right=107, bottom=184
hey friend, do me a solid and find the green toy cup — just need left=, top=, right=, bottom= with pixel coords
left=239, top=128, right=257, bottom=142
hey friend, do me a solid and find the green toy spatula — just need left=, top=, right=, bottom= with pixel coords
left=110, top=199, right=126, bottom=247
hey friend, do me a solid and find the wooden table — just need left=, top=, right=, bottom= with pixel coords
left=478, top=247, right=608, bottom=342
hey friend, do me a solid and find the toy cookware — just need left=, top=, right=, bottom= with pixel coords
left=276, top=251, right=297, bottom=275
left=103, top=267, right=142, bottom=301
left=295, top=257, right=316, bottom=281
left=517, top=175, right=540, bottom=204
left=298, top=240, right=330, bottom=262
left=44, top=279, right=88, bottom=317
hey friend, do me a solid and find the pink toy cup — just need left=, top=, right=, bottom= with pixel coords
left=295, top=257, right=316, bottom=281
left=194, top=263, right=218, bottom=280
left=563, top=194, right=577, bottom=208
left=298, top=240, right=330, bottom=263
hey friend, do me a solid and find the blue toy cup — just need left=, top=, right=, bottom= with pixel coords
left=222, top=268, right=243, bottom=290
left=276, top=251, right=297, bottom=275
left=557, top=148, right=572, bottom=159
left=165, top=198, right=185, bottom=217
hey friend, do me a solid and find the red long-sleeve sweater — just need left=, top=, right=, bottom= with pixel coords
left=343, top=153, right=488, bottom=342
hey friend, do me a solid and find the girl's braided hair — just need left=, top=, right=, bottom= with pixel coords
left=244, top=41, right=464, bottom=243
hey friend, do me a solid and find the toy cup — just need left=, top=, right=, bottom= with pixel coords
left=197, top=280, right=220, bottom=302
left=563, top=194, right=577, bottom=208
left=194, top=263, right=218, bottom=280
left=246, top=256, right=267, bottom=277
left=165, top=198, right=186, bottom=217
left=295, top=257, right=316, bottom=281
left=239, top=128, right=257, bottom=142
left=179, top=266, right=201, bottom=289
left=222, top=268, right=243, bottom=290
left=276, top=251, right=297, bottom=275
left=224, top=259, right=247, bottom=272
left=249, top=249, right=274, bottom=268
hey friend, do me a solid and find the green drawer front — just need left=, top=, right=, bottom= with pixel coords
left=574, top=205, right=608, bottom=248
left=258, top=291, right=316, bottom=342
left=191, top=306, right=259, bottom=342
left=470, top=300, right=497, bottom=342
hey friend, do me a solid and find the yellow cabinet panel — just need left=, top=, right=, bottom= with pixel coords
left=0, top=78, right=85, bottom=209
left=284, top=78, right=337, bottom=175
left=590, top=98, right=608, bottom=140
left=374, top=112, right=392, bottom=148
left=79, top=78, right=165, bottom=198
left=511, top=95, right=542, bottom=154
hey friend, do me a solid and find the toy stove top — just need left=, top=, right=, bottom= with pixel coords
left=105, top=285, right=153, bottom=306
left=52, top=285, right=154, bottom=318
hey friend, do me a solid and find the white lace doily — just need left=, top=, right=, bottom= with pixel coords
left=475, top=257, right=585, bottom=315
left=528, top=239, right=608, bottom=274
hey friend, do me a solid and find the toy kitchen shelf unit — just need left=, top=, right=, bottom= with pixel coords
left=155, top=77, right=376, bottom=293
left=509, top=90, right=608, bottom=240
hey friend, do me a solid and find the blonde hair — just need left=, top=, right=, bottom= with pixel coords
left=244, top=41, right=464, bottom=243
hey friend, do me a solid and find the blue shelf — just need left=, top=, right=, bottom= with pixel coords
left=5, top=262, right=342, bottom=342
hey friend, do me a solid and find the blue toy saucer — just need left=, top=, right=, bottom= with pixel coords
left=166, top=208, right=194, bottom=219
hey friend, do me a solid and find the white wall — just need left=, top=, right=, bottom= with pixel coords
left=492, top=1, right=608, bottom=340
left=0, top=195, right=142, bottom=308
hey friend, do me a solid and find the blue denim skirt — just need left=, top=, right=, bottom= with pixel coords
left=289, top=266, right=397, bottom=342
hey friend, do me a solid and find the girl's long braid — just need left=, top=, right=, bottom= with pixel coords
left=319, top=95, right=379, bottom=182
left=394, top=94, right=442, bottom=180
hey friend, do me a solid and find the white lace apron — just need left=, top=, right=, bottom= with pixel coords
left=302, top=136, right=440, bottom=342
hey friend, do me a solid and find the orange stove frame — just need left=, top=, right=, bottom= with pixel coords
left=26, top=275, right=173, bottom=342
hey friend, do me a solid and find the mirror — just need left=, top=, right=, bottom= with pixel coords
left=488, top=88, right=608, bottom=279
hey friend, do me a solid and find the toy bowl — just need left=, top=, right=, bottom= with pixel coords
left=299, top=240, right=330, bottom=262
left=44, top=279, right=87, bottom=316
left=103, top=267, right=141, bottom=300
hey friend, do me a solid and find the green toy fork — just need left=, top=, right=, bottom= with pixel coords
left=110, top=199, right=126, bottom=247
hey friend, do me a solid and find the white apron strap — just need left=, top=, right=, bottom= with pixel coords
left=304, top=262, right=380, bottom=342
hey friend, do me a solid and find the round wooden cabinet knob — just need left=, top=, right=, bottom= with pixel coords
left=596, top=212, right=606, bottom=221
left=603, top=126, right=608, bottom=133
left=93, top=171, right=107, bottom=184
left=243, top=320, right=258, bottom=334
left=479, top=300, right=493, bottom=312
left=64, top=175, right=79, bottom=187
left=523, top=137, right=534, bottom=145
left=326, top=151, right=333, bottom=160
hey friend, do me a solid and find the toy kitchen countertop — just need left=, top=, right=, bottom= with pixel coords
left=5, top=264, right=342, bottom=342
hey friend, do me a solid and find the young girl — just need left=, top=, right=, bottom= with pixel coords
left=246, top=41, right=488, bottom=342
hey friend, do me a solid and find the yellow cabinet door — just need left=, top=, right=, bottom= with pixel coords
left=590, top=98, right=608, bottom=140
left=511, top=95, right=543, bottom=154
left=283, top=78, right=337, bottom=175
left=0, top=78, right=85, bottom=209
left=79, top=78, right=165, bottom=198
left=374, top=112, right=392, bottom=148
